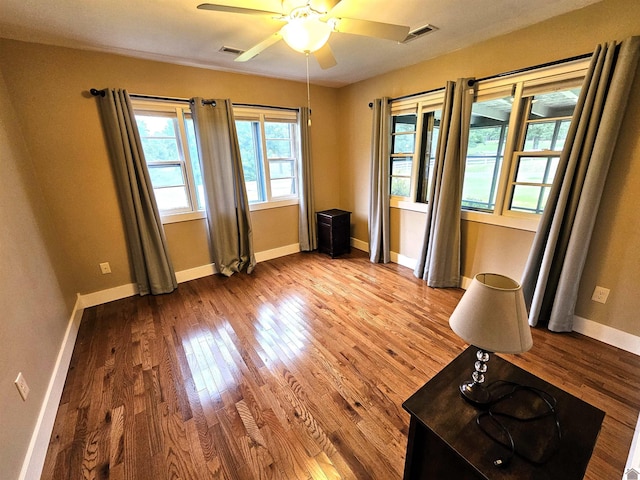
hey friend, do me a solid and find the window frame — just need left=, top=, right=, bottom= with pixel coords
left=132, top=99, right=205, bottom=224
left=389, top=92, right=445, bottom=211
left=234, top=106, right=300, bottom=210
left=388, top=58, right=590, bottom=231
left=472, top=66, right=588, bottom=229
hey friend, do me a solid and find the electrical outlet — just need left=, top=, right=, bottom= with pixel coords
left=591, top=286, right=610, bottom=304
left=99, top=262, right=111, bottom=274
left=15, top=372, right=30, bottom=401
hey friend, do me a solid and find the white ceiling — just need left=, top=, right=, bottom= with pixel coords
left=0, top=0, right=601, bottom=87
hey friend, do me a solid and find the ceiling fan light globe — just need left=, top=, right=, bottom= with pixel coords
left=281, top=18, right=331, bottom=53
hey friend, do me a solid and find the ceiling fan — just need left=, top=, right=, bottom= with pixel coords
left=197, top=0, right=411, bottom=69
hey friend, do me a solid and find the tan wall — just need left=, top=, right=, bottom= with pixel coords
left=338, top=0, right=640, bottom=335
left=0, top=39, right=340, bottom=295
left=0, top=68, right=71, bottom=480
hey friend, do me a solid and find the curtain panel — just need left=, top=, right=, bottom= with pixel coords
left=522, top=36, right=640, bottom=331
left=190, top=98, right=256, bottom=276
left=368, top=97, right=391, bottom=264
left=414, top=79, right=474, bottom=287
left=298, top=107, right=317, bottom=251
left=96, top=88, right=177, bottom=295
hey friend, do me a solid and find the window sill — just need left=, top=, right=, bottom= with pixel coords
left=161, top=210, right=206, bottom=224
left=159, top=198, right=299, bottom=223
left=390, top=198, right=428, bottom=213
left=389, top=199, right=539, bottom=232
left=249, top=198, right=299, bottom=212
left=461, top=210, right=539, bottom=232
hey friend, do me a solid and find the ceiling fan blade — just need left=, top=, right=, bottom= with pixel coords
left=310, top=0, right=342, bottom=14
left=235, top=32, right=282, bottom=62
left=314, top=43, right=337, bottom=69
left=197, top=3, right=281, bottom=16
left=333, top=17, right=409, bottom=42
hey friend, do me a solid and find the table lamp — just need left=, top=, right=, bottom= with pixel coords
left=449, top=273, right=533, bottom=406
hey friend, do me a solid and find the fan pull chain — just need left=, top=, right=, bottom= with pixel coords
left=306, top=53, right=312, bottom=126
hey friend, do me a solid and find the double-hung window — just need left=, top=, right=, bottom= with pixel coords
left=506, top=84, right=580, bottom=215
left=133, top=100, right=204, bottom=223
left=388, top=58, right=589, bottom=228
left=390, top=94, right=443, bottom=208
left=133, top=101, right=301, bottom=221
left=462, top=63, right=587, bottom=226
left=234, top=107, right=299, bottom=209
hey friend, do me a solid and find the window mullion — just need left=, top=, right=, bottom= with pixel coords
left=496, top=82, right=525, bottom=215
left=175, top=107, right=198, bottom=212
left=408, top=106, right=425, bottom=201
left=259, top=116, right=273, bottom=201
left=488, top=123, right=508, bottom=209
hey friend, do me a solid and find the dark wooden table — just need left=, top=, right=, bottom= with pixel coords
left=402, top=347, right=605, bottom=479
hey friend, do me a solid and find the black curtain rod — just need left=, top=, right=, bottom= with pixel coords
left=233, top=103, right=299, bottom=112
left=468, top=52, right=593, bottom=86
left=90, top=89, right=297, bottom=111
left=369, top=51, right=593, bottom=108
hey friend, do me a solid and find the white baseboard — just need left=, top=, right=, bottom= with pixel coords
left=388, top=252, right=640, bottom=354
left=19, top=294, right=84, bottom=480
left=351, top=237, right=369, bottom=252
left=573, top=316, right=640, bottom=356
left=175, top=263, right=217, bottom=283
left=255, top=243, right=300, bottom=263
left=390, top=251, right=418, bottom=270
left=23, top=243, right=302, bottom=480
left=78, top=243, right=302, bottom=308
left=79, top=282, right=138, bottom=309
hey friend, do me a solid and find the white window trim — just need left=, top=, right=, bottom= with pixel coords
left=390, top=91, right=445, bottom=204
left=132, top=99, right=204, bottom=224
left=234, top=107, right=300, bottom=208
left=133, top=100, right=301, bottom=223
left=388, top=58, right=590, bottom=232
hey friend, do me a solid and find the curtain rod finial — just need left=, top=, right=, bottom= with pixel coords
left=90, top=88, right=105, bottom=97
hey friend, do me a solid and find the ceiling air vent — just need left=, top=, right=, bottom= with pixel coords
left=219, top=46, right=245, bottom=55
left=402, top=24, right=438, bottom=44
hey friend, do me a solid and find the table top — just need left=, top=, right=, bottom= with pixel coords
left=403, top=347, right=605, bottom=480
left=316, top=209, right=351, bottom=217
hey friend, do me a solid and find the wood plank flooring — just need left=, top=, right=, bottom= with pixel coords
left=41, top=249, right=640, bottom=479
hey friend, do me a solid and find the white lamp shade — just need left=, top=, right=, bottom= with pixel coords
left=449, top=273, right=533, bottom=354
left=281, top=18, right=331, bottom=53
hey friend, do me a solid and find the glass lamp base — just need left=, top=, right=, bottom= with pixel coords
left=459, top=380, right=492, bottom=407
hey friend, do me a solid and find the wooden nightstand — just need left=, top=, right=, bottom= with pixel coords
left=316, top=209, right=351, bottom=258
left=403, top=347, right=605, bottom=479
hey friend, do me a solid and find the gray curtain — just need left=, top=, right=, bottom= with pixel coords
left=522, top=36, right=640, bottom=331
left=369, top=97, right=391, bottom=263
left=298, top=107, right=317, bottom=251
left=414, top=79, right=474, bottom=287
left=97, top=89, right=177, bottom=295
left=190, top=98, right=256, bottom=276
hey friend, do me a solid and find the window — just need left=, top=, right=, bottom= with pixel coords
left=507, top=87, right=579, bottom=214
left=462, top=93, right=511, bottom=211
left=133, top=101, right=204, bottom=222
left=389, top=95, right=443, bottom=206
left=390, top=114, right=417, bottom=197
left=416, top=110, right=441, bottom=203
left=133, top=101, right=300, bottom=221
left=461, top=62, right=587, bottom=224
left=234, top=107, right=299, bottom=206
left=388, top=59, right=588, bottom=228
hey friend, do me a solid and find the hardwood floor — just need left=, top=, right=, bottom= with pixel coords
left=41, top=249, right=640, bottom=479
